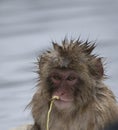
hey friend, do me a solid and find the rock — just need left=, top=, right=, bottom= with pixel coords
left=10, top=124, right=33, bottom=130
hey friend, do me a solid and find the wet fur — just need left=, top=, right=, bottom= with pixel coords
left=30, top=39, right=118, bottom=130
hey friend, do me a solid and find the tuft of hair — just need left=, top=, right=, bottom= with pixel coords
left=37, top=39, right=104, bottom=80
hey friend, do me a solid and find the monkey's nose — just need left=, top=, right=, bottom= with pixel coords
left=61, top=92, right=65, bottom=96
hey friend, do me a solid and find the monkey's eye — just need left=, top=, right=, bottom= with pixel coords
left=67, top=76, right=76, bottom=81
left=52, top=75, right=61, bottom=80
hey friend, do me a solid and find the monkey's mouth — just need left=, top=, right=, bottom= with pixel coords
left=52, top=94, right=73, bottom=102
left=53, top=98, right=73, bottom=109
left=58, top=97, right=73, bottom=102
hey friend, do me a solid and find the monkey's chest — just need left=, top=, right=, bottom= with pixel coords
left=47, top=118, right=91, bottom=130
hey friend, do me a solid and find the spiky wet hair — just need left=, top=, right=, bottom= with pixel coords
left=38, top=39, right=104, bottom=80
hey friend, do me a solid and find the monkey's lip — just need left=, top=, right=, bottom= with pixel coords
left=53, top=99, right=73, bottom=109
left=54, top=98, right=73, bottom=103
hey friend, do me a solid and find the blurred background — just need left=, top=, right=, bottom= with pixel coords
left=0, top=0, right=118, bottom=129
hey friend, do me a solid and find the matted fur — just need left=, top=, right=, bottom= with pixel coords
left=30, top=39, right=118, bottom=130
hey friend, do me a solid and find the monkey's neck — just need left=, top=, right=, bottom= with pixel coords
left=39, top=105, right=94, bottom=130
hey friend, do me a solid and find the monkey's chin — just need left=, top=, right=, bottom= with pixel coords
left=54, top=99, right=73, bottom=110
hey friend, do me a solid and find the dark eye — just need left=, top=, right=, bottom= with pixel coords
left=67, top=76, right=76, bottom=81
left=52, top=75, right=61, bottom=80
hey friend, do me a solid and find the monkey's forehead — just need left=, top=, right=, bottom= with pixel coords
left=38, top=51, right=90, bottom=78
left=38, top=41, right=98, bottom=71
left=37, top=40, right=104, bottom=79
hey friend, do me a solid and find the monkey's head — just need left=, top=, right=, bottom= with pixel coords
left=37, top=39, right=104, bottom=111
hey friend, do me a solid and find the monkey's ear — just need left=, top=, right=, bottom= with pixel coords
left=89, top=58, right=104, bottom=79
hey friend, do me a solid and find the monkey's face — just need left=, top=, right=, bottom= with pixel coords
left=47, top=68, right=80, bottom=110
left=39, top=41, right=104, bottom=111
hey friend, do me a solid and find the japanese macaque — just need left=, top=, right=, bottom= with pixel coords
left=30, top=39, right=118, bottom=130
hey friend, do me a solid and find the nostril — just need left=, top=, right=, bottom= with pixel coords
left=61, top=92, right=65, bottom=95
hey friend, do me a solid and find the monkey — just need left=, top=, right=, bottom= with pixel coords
left=30, top=39, right=118, bottom=130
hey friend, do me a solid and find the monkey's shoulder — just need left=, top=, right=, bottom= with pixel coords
left=95, top=85, right=117, bottom=103
left=92, top=86, right=118, bottom=125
